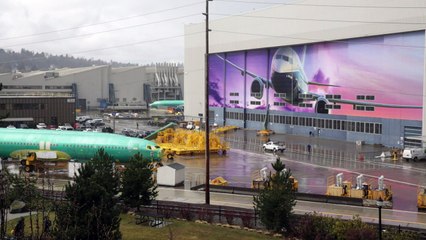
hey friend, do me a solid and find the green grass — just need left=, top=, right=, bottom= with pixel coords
left=121, top=214, right=277, bottom=240
left=8, top=213, right=278, bottom=240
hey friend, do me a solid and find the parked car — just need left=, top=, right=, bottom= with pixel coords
left=36, top=123, right=47, bottom=129
left=18, top=124, right=29, bottom=129
left=87, top=119, right=104, bottom=127
left=121, top=128, right=138, bottom=137
left=97, top=126, right=114, bottom=133
left=57, top=126, right=74, bottom=131
left=186, top=121, right=200, bottom=130
left=136, top=130, right=154, bottom=138
left=402, top=148, right=426, bottom=162
left=76, top=116, right=92, bottom=123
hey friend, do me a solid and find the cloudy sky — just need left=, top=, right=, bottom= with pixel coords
left=0, top=0, right=280, bottom=65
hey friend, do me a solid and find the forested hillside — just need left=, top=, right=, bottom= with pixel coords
left=0, top=48, right=136, bottom=73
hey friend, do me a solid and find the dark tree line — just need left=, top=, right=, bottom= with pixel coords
left=0, top=48, right=136, bottom=73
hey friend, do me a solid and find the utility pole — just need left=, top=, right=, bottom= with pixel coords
left=203, top=0, right=212, bottom=205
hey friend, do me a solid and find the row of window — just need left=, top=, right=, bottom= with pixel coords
left=228, top=100, right=285, bottom=106
left=0, top=103, right=46, bottom=110
left=2, top=85, right=42, bottom=89
left=356, top=95, right=375, bottom=100
left=45, top=86, right=73, bottom=90
left=225, top=112, right=382, bottom=134
left=3, top=85, right=72, bottom=90
left=0, top=141, right=128, bottom=150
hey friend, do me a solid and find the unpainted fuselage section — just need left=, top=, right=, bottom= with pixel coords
left=0, top=128, right=163, bottom=162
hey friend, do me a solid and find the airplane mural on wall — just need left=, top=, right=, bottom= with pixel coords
left=215, top=46, right=422, bottom=114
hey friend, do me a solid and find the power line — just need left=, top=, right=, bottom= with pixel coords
left=1, top=13, right=201, bottom=48
left=212, top=13, right=426, bottom=26
left=0, top=1, right=204, bottom=41
left=214, top=0, right=426, bottom=9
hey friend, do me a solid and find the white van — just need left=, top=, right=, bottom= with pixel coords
left=402, top=148, right=426, bottom=161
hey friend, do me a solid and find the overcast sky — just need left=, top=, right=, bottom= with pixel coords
left=0, top=0, right=281, bottom=65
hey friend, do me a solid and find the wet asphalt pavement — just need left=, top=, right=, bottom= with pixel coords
left=111, top=117, right=426, bottom=212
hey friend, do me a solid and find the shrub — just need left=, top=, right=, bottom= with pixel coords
left=198, top=208, right=214, bottom=223
left=294, top=213, right=337, bottom=240
left=180, top=205, right=192, bottom=221
left=240, top=213, right=253, bottom=228
left=160, top=206, right=174, bottom=219
left=223, top=210, right=235, bottom=225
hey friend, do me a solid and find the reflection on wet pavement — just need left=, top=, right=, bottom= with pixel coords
left=5, top=117, right=426, bottom=212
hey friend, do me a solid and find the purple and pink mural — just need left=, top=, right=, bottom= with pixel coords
left=208, top=31, right=425, bottom=120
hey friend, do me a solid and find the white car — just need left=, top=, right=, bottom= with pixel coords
left=56, top=126, right=74, bottom=131
left=36, top=123, right=47, bottom=129
left=262, top=141, right=286, bottom=153
left=402, top=148, right=426, bottom=161
left=187, top=122, right=197, bottom=130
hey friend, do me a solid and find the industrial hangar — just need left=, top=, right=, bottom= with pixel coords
left=184, top=0, right=426, bottom=147
left=0, top=63, right=184, bottom=126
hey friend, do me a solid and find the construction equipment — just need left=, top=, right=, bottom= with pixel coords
left=212, top=126, right=239, bottom=134
left=210, top=176, right=228, bottom=186
left=326, top=173, right=352, bottom=197
left=155, top=128, right=229, bottom=156
left=256, top=129, right=275, bottom=136
left=418, top=186, right=426, bottom=211
left=251, top=167, right=298, bottom=191
left=21, top=151, right=68, bottom=172
left=326, top=173, right=393, bottom=203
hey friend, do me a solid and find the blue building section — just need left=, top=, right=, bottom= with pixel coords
left=211, top=107, right=421, bottom=148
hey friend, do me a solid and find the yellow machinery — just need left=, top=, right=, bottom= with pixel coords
left=212, top=126, right=239, bottom=134
left=210, top=176, right=228, bottom=186
left=391, top=148, right=400, bottom=161
left=256, top=129, right=275, bottom=136
left=251, top=168, right=298, bottom=192
left=418, top=186, right=426, bottom=211
left=21, top=151, right=68, bottom=172
left=326, top=173, right=392, bottom=202
left=155, top=128, right=229, bottom=156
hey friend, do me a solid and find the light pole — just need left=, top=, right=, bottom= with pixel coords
left=203, top=0, right=212, bottom=205
left=376, top=197, right=383, bottom=240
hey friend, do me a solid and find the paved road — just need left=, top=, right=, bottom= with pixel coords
left=104, top=118, right=426, bottom=212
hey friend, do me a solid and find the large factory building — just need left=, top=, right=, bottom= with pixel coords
left=0, top=63, right=183, bottom=126
left=0, top=63, right=183, bottom=110
left=184, top=0, right=426, bottom=147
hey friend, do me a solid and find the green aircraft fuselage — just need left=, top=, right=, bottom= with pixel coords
left=0, top=128, right=163, bottom=162
left=149, top=100, right=184, bottom=109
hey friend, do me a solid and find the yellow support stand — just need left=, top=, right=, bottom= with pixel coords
left=392, top=151, right=398, bottom=161
left=155, top=128, right=229, bottom=156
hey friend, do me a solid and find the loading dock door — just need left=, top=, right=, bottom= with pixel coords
left=403, top=126, right=422, bottom=148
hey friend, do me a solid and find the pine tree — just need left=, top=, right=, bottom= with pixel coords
left=121, top=153, right=158, bottom=212
left=53, top=149, right=121, bottom=240
left=253, top=158, right=296, bottom=233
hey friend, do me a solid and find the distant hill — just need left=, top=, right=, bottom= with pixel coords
left=0, top=48, right=137, bottom=73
